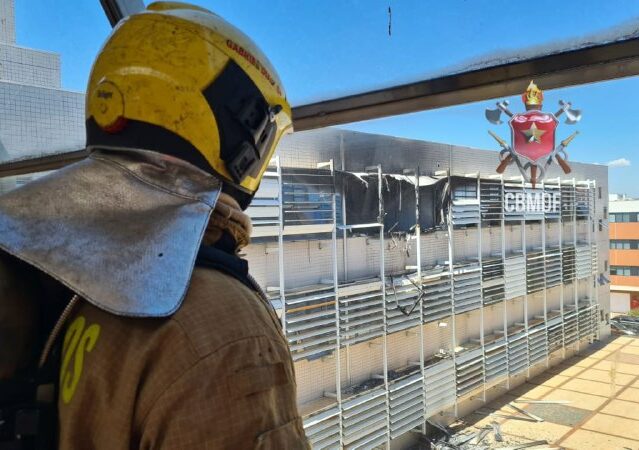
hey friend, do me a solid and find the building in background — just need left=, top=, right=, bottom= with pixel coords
left=248, top=128, right=608, bottom=449
left=609, top=196, right=639, bottom=313
left=0, top=0, right=84, bottom=192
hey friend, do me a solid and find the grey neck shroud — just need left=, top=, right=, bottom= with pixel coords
left=0, top=148, right=221, bottom=317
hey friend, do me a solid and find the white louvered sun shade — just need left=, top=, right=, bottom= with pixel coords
left=528, top=319, right=548, bottom=366
left=484, top=334, right=508, bottom=385
left=561, top=183, right=576, bottom=220
left=575, top=183, right=593, bottom=220
left=547, top=311, right=564, bottom=354
left=455, top=344, right=484, bottom=398
left=578, top=300, right=596, bottom=340
left=451, top=179, right=480, bottom=226
left=341, top=387, right=388, bottom=449
left=482, top=255, right=505, bottom=306
left=339, top=278, right=385, bottom=346
left=526, top=249, right=546, bottom=294
left=388, top=369, right=425, bottom=439
left=452, top=262, right=482, bottom=313
left=562, top=244, right=576, bottom=283
left=284, top=284, right=337, bottom=361
left=507, top=325, right=528, bottom=376
left=480, top=178, right=502, bottom=223
left=576, top=243, right=592, bottom=279
left=422, top=268, right=453, bottom=323
left=248, top=162, right=282, bottom=238
left=504, top=253, right=526, bottom=299
left=563, top=307, right=579, bottom=346
left=424, top=357, right=456, bottom=417
left=545, top=247, right=563, bottom=289
left=281, top=167, right=335, bottom=234
left=303, top=406, right=341, bottom=450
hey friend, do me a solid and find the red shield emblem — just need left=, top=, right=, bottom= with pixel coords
left=509, top=111, right=558, bottom=163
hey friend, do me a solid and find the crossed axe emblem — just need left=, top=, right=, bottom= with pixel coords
left=485, top=92, right=582, bottom=187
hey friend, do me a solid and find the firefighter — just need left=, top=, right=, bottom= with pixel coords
left=0, top=2, right=308, bottom=448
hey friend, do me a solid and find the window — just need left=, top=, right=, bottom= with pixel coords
left=611, top=266, right=639, bottom=276
left=598, top=187, right=602, bottom=199
left=610, top=240, right=639, bottom=249
left=610, top=213, right=638, bottom=223
left=603, top=206, right=608, bottom=219
left=604, top=260, right=608, bottom=271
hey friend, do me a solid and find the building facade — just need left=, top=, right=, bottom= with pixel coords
left=0, top=0, right=84, bottom=192
left=247, top=128, right=609, bottom=449
left=609, top=197, right=639, bottom=313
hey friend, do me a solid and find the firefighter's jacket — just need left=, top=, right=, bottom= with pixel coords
left=0, top=148, right=309, bottom=449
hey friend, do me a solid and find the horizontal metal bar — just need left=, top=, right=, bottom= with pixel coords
left=0, top=149, right=88, bottom=177
left=100, top=0, right=144, bottom=27
left=293, top=37, right=639, bottom=130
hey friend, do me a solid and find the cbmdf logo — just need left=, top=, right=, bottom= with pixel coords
left=485, top=81, right=582, bottom=189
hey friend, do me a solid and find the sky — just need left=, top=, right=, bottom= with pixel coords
left=15, top=0, right=639, bottom=196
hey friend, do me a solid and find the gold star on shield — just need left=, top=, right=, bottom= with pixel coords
left=522, top=122, right=546, bottom=144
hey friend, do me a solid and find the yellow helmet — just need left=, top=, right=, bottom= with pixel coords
left=86, top=1, right=292, bottom=208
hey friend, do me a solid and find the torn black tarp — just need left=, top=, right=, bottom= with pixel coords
left=335, top=171, right=448, bottom=233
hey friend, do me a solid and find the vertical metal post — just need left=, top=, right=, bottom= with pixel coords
left=587, top=180, right=595, bottom=342
left=572, top=178, right=579, bottom=352
left=541, top=180, right=548, bottom=369
left=415, top=167, right=427, bottom=434
left=592, top=180, right=599, bottom=340
left=339, top=142, right=352, bottom=417
left=477, top=173, right=486, bottom=403
left=329, top=159, right=343, bottom=447
left=522, top=177, right=529, bottom=379
left=374, top=165, right=390, bottom=448
left=501, top=175, right=509, bottom=390
left=559, top=178, right=566, bottom=360
left=276, top=156, right=286, bottom=332
left=447, top=168, right=458, bottom=418
left=340, top=135, right=349, bottom=281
